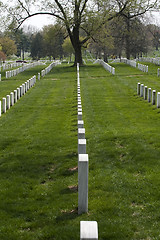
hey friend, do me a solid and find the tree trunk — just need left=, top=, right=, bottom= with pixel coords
left=103, top=48, right=108, bottom=63
left=70, top=25, right=83, bottom=66
left=125, top=15, right=131, bottom=60
left=74, top=44, right=83, bottom=65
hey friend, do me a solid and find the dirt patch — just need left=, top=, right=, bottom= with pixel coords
left=68, top=185, right=78, bottom=192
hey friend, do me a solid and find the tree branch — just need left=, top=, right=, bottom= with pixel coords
left=17, top=12, right=64, bottom=29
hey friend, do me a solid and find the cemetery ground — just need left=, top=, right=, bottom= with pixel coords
left=0, top=62, right=160, bottom=239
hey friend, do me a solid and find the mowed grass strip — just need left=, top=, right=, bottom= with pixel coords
left=80, top=64, right=160, bottom=239
left=0, top=65, right=84, bottom=240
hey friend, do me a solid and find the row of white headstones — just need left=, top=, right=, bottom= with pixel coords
left=0, top=61, right=57, bottom=116
left=120, top=58, right=160, bottom=76
left=41, top=60, right=60, bottom=77
left=77, top=63, right=98, bottom=240
left=5, top=62, right=45, bottom=79
left=120, top=58, right=148, bottom=73
left=1, top=61, right=24, bottom=71
left=0, top=76, right=36, bottom=116
left=138, top=57, right=160, bottom=66
left=137, top=82, right=160, bottom=107
left=94, top=59, right=115, bottom=75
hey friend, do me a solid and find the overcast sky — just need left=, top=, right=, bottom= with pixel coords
left=23, top=15, right=55, bottom=30
left=23, top=11, right=160, bottom=30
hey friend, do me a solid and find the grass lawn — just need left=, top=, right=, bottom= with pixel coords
left=0, top=62, right=160, bottom=239
left=80, top=62, right=160, bottom=239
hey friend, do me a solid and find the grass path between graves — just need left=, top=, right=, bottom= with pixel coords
left=0, top=64, right=81, bottom=240
left=1, top=62, right=160, bottom=239
left=80, top=63, right=160, bottom=239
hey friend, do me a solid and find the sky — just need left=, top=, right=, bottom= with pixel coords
left=22, top=15, right=55, bottom=31
left=23, top=11, right=160, bottom=31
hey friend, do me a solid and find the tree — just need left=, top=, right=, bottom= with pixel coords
left=4, top=21, right=31, bottom=59
left=147, top=24, right=160, bottom=51
left=62, top=37, right=74, bottom=61
left=30, top=32, right=44, bottom=60
left=116, top=0, right=158, bottom=59
left=3, top=0, right=158, bottom=64
left=0, top=37, right=17, bottom=56
left=0, top=51, right=6, bottom=62
left=43, top=24, right=64, bottom=60
left=88, top=23, right=114, bottom=62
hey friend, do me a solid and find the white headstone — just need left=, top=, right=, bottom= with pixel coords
left=17, top=88, right=20, bottom=99
left=2, top=98, right=6, bottom=113
left=78, top=120, right=84, bottom=128
left=78, top=139, right=86, bottom=154
left=148, top=88, right=151, bottom=103
left=140, top=84, right=144, bottom=97
left=14, top=90, right=17, bottom=103
left=78, top=154, right=88, bottom=215
left=152, top=90, right=156, bottom=105
left=80, top=221, right=98, bottom=240
left=10, top=92, right=14, bottom=106
left=7, top=95, right=10, bottom=109
left=137, top=83, right=140, bottom=95
left=144, top=86, right=147, bottom=100
left=78, top=111, right=83, bottom=120
left=157, top=92, right=160, bottom=108
left=78, top=128, right=85, bottom=139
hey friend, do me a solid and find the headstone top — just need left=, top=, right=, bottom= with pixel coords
left=80, top=221, right=98, bottom=240
left=79, top=154, right=88, bottom=162
left=78, top=139, right=86, bottom=145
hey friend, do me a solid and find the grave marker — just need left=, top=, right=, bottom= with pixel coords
left=78, top=120, right=84, bottom=128
left=3, top=98, right=6, bottom=113
left=78, top=111, right=83, bottom=120
left=14, top=90, right=17, bottom=103
left=78, top=139, right=86, bottom=154
left=148, top=88, right=151, bottom=102
left=78, top=128, right=85, bottom=139
left=144, top=86, right=147, bottom=100
left=7, top=95, right=10, bottom=109
left=157, top=92, right=160, bottom=108
left=78, top=154, right=88, bottom=215
left=10, top=92, right=14, bottom=106
left=152, top=90, right=156, bottom=105
left=80, top=221, right=98, bottom=240
left=140, top=84, right=144, bottom=97
left=137, top=83, right=140, bottom=95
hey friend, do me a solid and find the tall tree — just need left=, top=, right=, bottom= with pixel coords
left=116, top=0, right=158, bottom=59
left=30, top=32, right=44, bottom=60
left=2, top=0, right=158, bottom=64
left=43, top=24, right=64, bottom=60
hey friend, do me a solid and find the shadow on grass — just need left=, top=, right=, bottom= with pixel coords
left=56, top=208, right=78, bottom=222
left=60, top=185, right=78, bottom=195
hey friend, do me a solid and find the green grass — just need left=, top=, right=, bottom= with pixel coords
left=1, top=62, right=160, bottom=239
left=80, top=63, right=160, bottom=239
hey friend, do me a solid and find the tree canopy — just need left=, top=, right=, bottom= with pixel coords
left=1, top=0, right=159, bottom=63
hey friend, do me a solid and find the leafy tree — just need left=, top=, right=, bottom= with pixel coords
left=116, top=0, right=158, bottom=59
left=62, top=37, right=74, bottom=61
left=3, top=0, right=158, bottom=63
left=147, top=24, right=160, bottom=51
left=5, top=21, right=31, bottom=59
left=1, top=0, right=128, bottom=65
left=0, top=37, right=17, bottom=56
left=0, top=51, right=6, bottom=62
left=43, top=24, right=64, bottom=60
left=30, top=32, right=44, bottom=60
left=88, top=23, right=114, bottom=62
